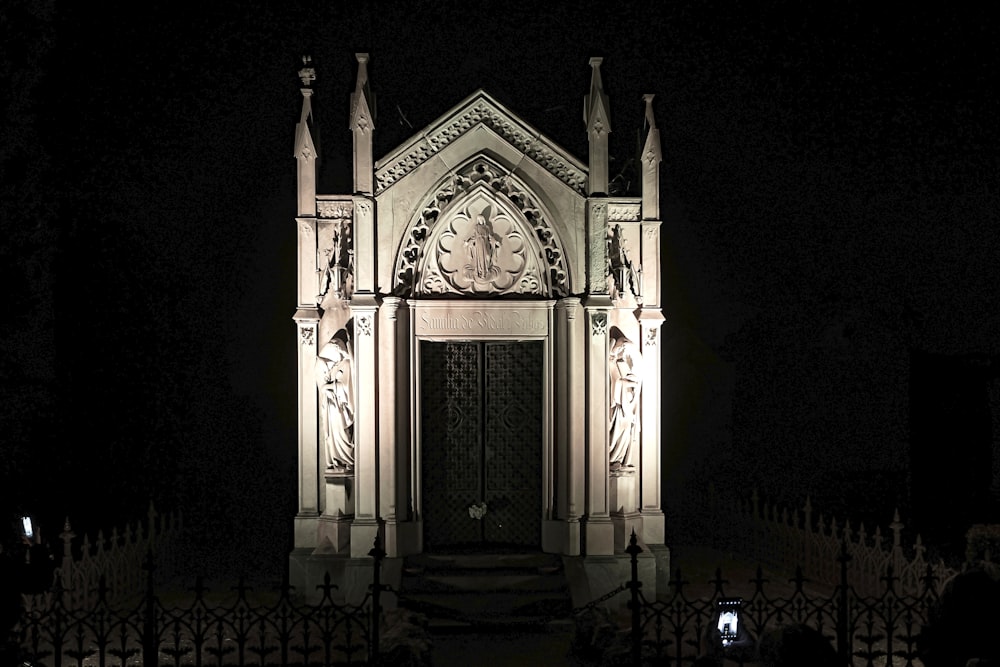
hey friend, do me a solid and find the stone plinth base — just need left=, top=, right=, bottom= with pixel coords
left=610, top=467, right=641, bottom=554
left=316, top=516, right=352, bottom=554
left=543, top=518, right=582, bottom=555
left=562, top=548, right=665, bottom=613
left=609, top=467, right=637, bottom=514
left=584, top=517, right=615, bottom=555
left=324, top=470, right=354, bottom=517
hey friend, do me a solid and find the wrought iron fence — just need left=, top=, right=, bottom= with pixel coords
left=710, top=489, right=958, bottom=599
left=12, top=540, right=388, bottom=667
left=11, top=526, right=966, bottom=666
left=47, top=502, right=182, bottom=609
left=573, top=531, right=951, bottom=667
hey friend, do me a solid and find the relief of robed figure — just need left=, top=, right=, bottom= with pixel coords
left=608, top=329, right=642, bottom=468
left=315, top=331, right=355, bottom=471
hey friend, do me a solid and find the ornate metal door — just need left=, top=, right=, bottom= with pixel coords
left=421, top=340, right=542, bottom=550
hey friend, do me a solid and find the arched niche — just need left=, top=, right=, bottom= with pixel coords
left=392, top=158, right=571, bottom=299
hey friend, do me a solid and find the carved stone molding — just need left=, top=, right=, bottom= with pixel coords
left=591, top=312, right=608, bottom=337
left=356, top=314, right=373, bottom=337
left=589, top=202, right=609, bottom=294
left=317, top=201, right=354, bottom=219
left=375, top=96, right=588, bottom=195
left=394, top=159, right=569, bottom=297
left=644, top=328, right=658, bottom=347
left=300, top=326, right=315, bottom=347
left=382, top=297, right=401, bottom=321
left=609, top=203, right=641, bottom=222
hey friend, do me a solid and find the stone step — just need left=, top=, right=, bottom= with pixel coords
left=396, top=551, right=573, bottom=631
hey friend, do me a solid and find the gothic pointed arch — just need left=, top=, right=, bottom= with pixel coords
left=393, top=158, right=571, bottom=298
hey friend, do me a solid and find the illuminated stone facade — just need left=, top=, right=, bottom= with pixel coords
left=289, top=54, right=667, bottom=599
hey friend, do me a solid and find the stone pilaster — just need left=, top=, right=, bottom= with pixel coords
left=638, top=309, right=665, bottom=544
left=584, top=299, right=614, bottom=555
left=350, top=300, right=379, bottom=557
left=292, top=312, right=320, bottom=549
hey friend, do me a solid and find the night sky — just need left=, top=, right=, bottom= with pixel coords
left=2, top=2, right=998, bottom=569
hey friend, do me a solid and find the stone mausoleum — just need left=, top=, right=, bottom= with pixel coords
left=288, top=53, right=668, bottom=600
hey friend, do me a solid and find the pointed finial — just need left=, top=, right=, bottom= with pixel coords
left=298, top=54, right=316, bottom=87
left=643, top=94, right=656, bottom=127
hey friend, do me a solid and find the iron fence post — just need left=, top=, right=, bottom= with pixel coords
left=625, top=529, right=643, bottom=667
left=836, top=537, right=851, bottom=663
left=369, top=530, right=386, bottom=664
left=142, top=547, right=158, bottom=667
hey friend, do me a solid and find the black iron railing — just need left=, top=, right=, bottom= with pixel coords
left=13, top=538, right=389, bottom=667
left=573, top=531, right=947, bottom=666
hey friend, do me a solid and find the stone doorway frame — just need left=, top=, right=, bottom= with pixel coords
left=410, top=300, right=555, bottom=554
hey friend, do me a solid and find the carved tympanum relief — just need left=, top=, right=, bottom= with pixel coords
left=396, top=160, right=569, bottom=297
left=420, top=197, right=540, bottom=296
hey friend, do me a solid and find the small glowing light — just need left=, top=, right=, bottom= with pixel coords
left=21, top=516, right=33, bottom=539
left=718, top=610, right=738, bottom=645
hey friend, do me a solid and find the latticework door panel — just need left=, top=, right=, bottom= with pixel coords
left=420, top=341, right=543, bottom=550
left=484, top=342, right=542, bottom=546
left=420, top=342, right=482, bottom=548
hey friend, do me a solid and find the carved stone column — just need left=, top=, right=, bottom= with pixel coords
left=379, top=297, right=401, bottom=555
left=562, top=299, right=585, bottom=530
left=548, top=298, right=584, bottom=555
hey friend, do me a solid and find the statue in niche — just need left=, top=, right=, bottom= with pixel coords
left=315, top=331, right=354, bottom=471
left=607, top=224, right=640, bottom=302
left=609, top=329, right=642, bottom=468
left=317, top=224, right=353, bottom=304
left=464, top=207, right=503, bottom=283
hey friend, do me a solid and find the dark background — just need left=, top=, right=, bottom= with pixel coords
left=2, top=1, right=998, bottom=572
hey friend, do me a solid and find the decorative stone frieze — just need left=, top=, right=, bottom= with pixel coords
left=608, top=203, right=641, bottom=222
left=375, top=96, right=588, bottom=195
left=317, top=200, right=354, bottom=219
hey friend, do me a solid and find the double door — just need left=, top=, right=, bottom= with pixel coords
left=420, top=340, right=542, bottom=550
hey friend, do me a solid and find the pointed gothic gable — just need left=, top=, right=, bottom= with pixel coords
left=374, top=90, right=589, bottom=196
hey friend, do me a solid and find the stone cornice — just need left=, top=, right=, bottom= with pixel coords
left=374, top=91, right=588, bottom=195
